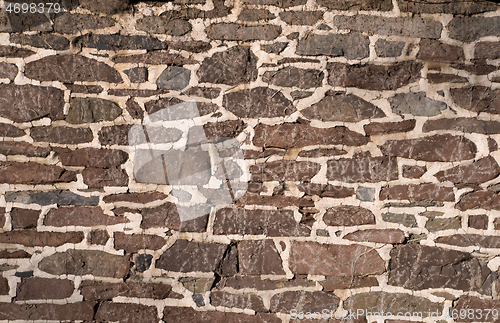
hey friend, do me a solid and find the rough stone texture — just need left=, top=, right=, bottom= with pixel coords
left=0, top=45, right=35, bottom=58
left=0, top=302, right=95, bottom=321
left=317, top=0, right=392, bottom=10
left=382, top=213, right=418, bottom=227
left=157, top=66, right=191, bottom=90
left=0, top=230, right=83, bottom=247
left=261, top=42, right=288, bottom=54
left=328, top=61, right=422, bottom=91
left=10, top=33, right=69, bottom=50
left=475, top=42, right=500, bottom=60
left=206, top=23, right=282, bottom=41
left=390, top=92, right=447, bottom=116
left=163, top=307, right=281, bottom=323
left=280, top=11, right=322, bottom=25
left=364, top=120, right=416, bottom=136
left=417, top=39, right=464, bottom=63
left=74, top=34, right=166, bottom=51
left=136, top=17, right=192, bottom=36
left=451, top=86, right=500, bottom=115
left=0, top=123, right=24, bottom=137
left=82, top=167, right=129, bottom=188
left=262, top=67, right=324, bottom=89
left=223, top=87, right=295, bottom=118
left=425, top=217, right=461, bottom=231
left=423, top=118, right=500, bottom=134
left=298, top=183, right=354, bottom=198
left=270, top=291, right=339, bottom=313
left=448, top=17, right=500, bottom=42
left=211, top=291, right=266, bottom=312
left=456, top=190, right=500, bottom=211
left=16, top=277, right=74, bottom=300
left=10, top=208, right=39, bottom=229
left=95, top=303, right=159, bottom=323
left=296, top=33, right=370, bottom=59
left=98, top=125, right=133, bottom=146
left=55, top=148, right=128, bottom=168
left=250, top=160, right=320, bottom=181
left=375, top=39, right=405, bottom=57
left=380, top=184, right=455, bottom=201
left=44, top=207, right=129, bottom=227
left=198, top=48, right=255, bottom=87
left=427, top=73, right=468, bottom=84
left=436, top=234, right=500, bottom=248
left=239, top=9, right=275, bottom=21
left=327, top=153, right=398, bottom=183
left=435, top=157, right=500, bottom=184
left=0, top=62, right=17, bottom=80
left=320, top=276, right=378, bottom=290
left=469, top=215, right=488, bottom=230
left=0, top=162, right=76, bottom=184
left=124, top=67, right=148, bottom=83
left=323, top=205, right=375, bottom=226
left=89, top=230, right=109, bottom=245
left=81, top=280, right=182, bottom=301
left=0, top=142, right=50, bottom=157
left=239, top=240, right=285, bottom=275
left=114, top=51, right=196, bottom=65
left=67, top=98, right=122, bottom=124
left=31, top=126, right=94, bottom=144
left=114, top=232, right=166, bottom=252
left=399, top=0, right=499, bottom=14
left=53, top=13, right=116, bottom=34
left=344, top=229, right=405, bottom=243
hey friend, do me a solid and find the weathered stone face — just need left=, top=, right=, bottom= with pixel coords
left=327, top=153, right=398, bottom=183
left=198, top=46, right=257, bottom=85
left=323, top=205, right=376, bottom=226
left=223, top=87, right=295, bottom=118
left=296, top=33, right=370, bottom=58
left=262, top=67, right=324, bottom=89
left=239, top=240, right=285, bottom=275
left=206, top=23, right=282, bottom=40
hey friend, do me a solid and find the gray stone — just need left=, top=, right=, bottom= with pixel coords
left=67, top=98, right=122, bottom=124
left=74, top=34, right=166, bottom=51
left=291, top=91, right=313, bottom=100
left=5, top=191, right=99, bottom=206
left=280, top=11, right=323, bottom=25
left=156, top=67, right=191, bottom=90
left=179, top=277, right=215, bottom=294
left=398, top=0, right=499, bottom=14
left=356, top=187, right=375, bottom=202
left=262, top=67, right=324, bottom=89
left=425, top=217, right=461, bottom=232
left=448, top=16, right=500, bottom=42
left=135, top=254, right=153, bottom=273
left=382, top=213, right=417, bottom=227
left=193, top=294, right=205, bottom=307
left=223, top=87, right=295, bottom=118
left=136, top=17, right=192, bottom=36
left=54, top=14, right=116, bottom=34
left=390, top=92, right=447, bottom=116
left=242, top=0, right=306, bottom=7
left=79, top=0, right=129, bottom=14
left=317, top=0, right=392, bottom=10
left=261, top=42, right=288, bottom=54
left=239, top=9, right=275, bottom=21
left=333, top=15, right=442, bottom=39
left=124, top=67, right=148, bottom=83
left=206, top=23, right=282, bottom=41
left=10, top=33, right=70, bottom=50
left=296, top=33, right=369, bottom=59
left=375, top=39, right=405, bottom=57
left=0, top=62, right=17, bottom=80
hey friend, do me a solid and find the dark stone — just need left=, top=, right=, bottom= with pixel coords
left=163, top=307, right=281, bottom=323
left=74, top=34, right=166, bottom=50
left=290, top=91, right=313, bottom=100
left=5, top=190, right=98, bottom=206
left=193, top=293, right=205, bottom=307
left=206, top=23, right=282, bottom=41
left=64, top=84, right=103, bottom=94
left=16, top=277, right=74, bottom=300
left=114, top=232, right=166, bottom=253
left=239, top=9, right=275, bottom=21
left=67, top=98, right=122, bottom=124
left=448, top=16, right=500, bottom=42
left=82, top=167, right=129, bottom=188
left=0, top=142, right=50, bottom=157
left=0, top=62, right=17, bottom=80
left=114, top=51, right=197, bottom=65
left=436, top=234, right=500, bottom=248
left=223, top=87, right=295, bottom=118
left=317, top=0, right=392, bottom=10
left=168, top=41, right=212, bottom=53
left=10, top=208, right=39, bottom=229
left=250, top=160, right=320, bottom=182
left=261, top=42, right=288, bottom=54
left=211, top=291, right=265, bottom=311
left=320, top=276, right=378, bottom=290
left=0, top=45, right=34, bottom=58
left=182, top=87, right=220, bottom=99
left=14, top=271, right=33, bottom=278
left=144, top=97, right=217, bottom=116
left=81, top=280, right=182, bottom=301
left=95, top=303, right=159, bottom=323
left=398, top=0, right=499, bottom=14
left=296, top=33, right=369, bottom=59
left=451, top=86, right=500, bottom=114
left=469, top=214, right=488, bottom=230
left=344, top=229, right=405, bottom=243
left=402, top=165, right=427, bottom=178
left=136, top=17, right=192, bottom=36
left=0, top=161, right=76, bottom=184
left=103, top=192, right=167, bottom=204
left=364, top=120, right=416, bottom=136
left=262, top=67, right=323, bottom=89
left=298, top=183, right=354, bottom=198
left=156, top=66, right=191, bottom=90
left=475, top=42, right=500, bottom=60
left=242, top=0, right=306, bottom=6
left=124, top=67, right=148, bottom=83
left=10, top=33, right=69, bottom=50
left=99, top=125, right=132, bottom=146
left=53, top=13, right=116, bottom=34
left=452, top=61, right=498, bottom=75
left=79, top=0, right=129, bottom=14
left=427, top=73, right=468, bottom=84
left=390, top=92, right=447, bottom=116
left=323, top=205, right=375, bottom=226
left=280, top=11, right=323, bottom=25
left=125, top=98, right=144, bottom=119
left=425, top=217, right=461, bottom=231
left=376, top=39, right=405, bottom=57
left=31, top=126, right=93, bottom=144
left=0, top=123, right=24, bottom=137
left=417, top=39, right=465, bottom=63
left=0, top=230, right=83, bottom=247
left=135, top=254, right=153, bottom=273
left=88, top=230, right=109, bottom=245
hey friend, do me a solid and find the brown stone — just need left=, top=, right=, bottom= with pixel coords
left=211, top=291, right=266, bottom=311
left=239, top=9, right=275, bottom=21
left=108, top=89, right=169, bottom=97
left=183, top=87, right=221, bottom=99
left=250, top=160, right=320, bottom=181
left=328, top=61, right=422, bottom=90
left=379, top=134, right=477, bottom=161
left=435, top=157, right=500, bottom=184
left=475, top=42, right=500, bottom=60
left=217, top=276, right=315, bottom=290
left=344, top=229, right=405, bottom=244
left=451, top=61, right=498, bottom=75
left=163, top=307, right=281, bottom=323
left=0, top=276, right=8, bottom=295
left=451, top=86, right=500, bottom=114
left=82, top=167, right=129, bottom=188
left=125, top=98, right=144, bottom=119
left=198, top=46, right=257, bottom=85
left=53, top=13, right=116, bottom=34
left=79, top=0, right=129, bottom=14
left=89, top=230, right=109, bottom=245
left=298, top=183, right=354, bottom=198
left=25, top=55, right=122, bottom=83
left=263, top=67, right=324, bottom=89
left=0, top=230, right=83, bottom=247
left=320, top=276, right=379, bottom=291
left=454, top=296, right=500, bottom=322
left=0, top=123, right=24, bottom=137
left=81, top=280, right=182, bottom=301
left=298, top=148, right=347, bottom=157
left=469, top=215, right=488, bottom=230
left=67, top=97, right=122, bottom=124
left=98, top=124, right=133, bottom=146
left=327, top=152, right=398, bottom=183
left=236, top=193, right=314, bottom=208
left=489, top=138, right=499, bottom=152
left=380, top=184, right=454, bottom=201
left=239, top=240, right=285, bottom=275
left=253, top=124, right=368, bottom=148
left=213, top=207, right=310, bottom=236
left=427, top=73, right=468, bottom=84
left=206, top=23, right=282, bottom=41
left=38, top=250, right=130, bottom=278
left=417, top=39, right=465, bottom=63
left=317, top=0, right=392, bottom=10
left=302, top=92, right=385, bottom=122
left=270, top=291, right=339, bottom=313
left=114, top=232, right=166, bottom=252
left=95, top=302, right=159, bottom=323
left=280, top=11, right=322, bottom=25
left=402, top=165, right=427, bottom=179
left=0, top=302, right=95, bottom=321
left=140, top=202, right=208, bottom=232
left=103, top=192, right=167, bottom=203
left=64, top=84, right=103, bottom=94
left=136, top=16, right=192, bottom=36
left=0, top=250, right=31, bottom=258
left=114, top=51, right=197, bottom=65
left=203, top=120, right=246, bottom=138
left=10, top=33, right=69, bottom=50
left=0, top=161, right=76, bottom=184
left=289, top=241, right=385, bottom=276
left=0, top=45, right=35, bottom=58
left=456, top=190, right=500, bottom=211
left=44, top=206, right=129, bottom=227
left=10, top=208, right=39, bottom=229
left=223, top=87, right=295, bottom=118
left=16, top=277, right=74, bottom=300
left=323, top=205, right=376, bottom=226
left=0, top=84, right=64, bottom=123
left=399, top=0, right=498, bottom=14
left=436, top=234, right=500, bottom=248
left=0, top=62, right=17, bottom=80
left=168, top=41, right=212, bottom=53
left=364, top=120, right=416, bottom=136
left=55, top=148, right=128, bottom=168
left=144, top=97, right=217, bottom=116
left=31, top=126, right=94, bottom=144
left=423, top=118, right=500, bottom=134
left=244, top=149, right=286, bottom=159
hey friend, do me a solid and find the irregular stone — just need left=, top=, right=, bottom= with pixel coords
left=379, top=134, right=477, bottom=161
left=79, top=0, right=129, bottom=14
left=180, top=277, right=215, bottom=293
left=436, top=234, right=500, bottom=248
left=25, top=55, right=122, bottom=83
left=254, top=124, right=368, bottom=148
left=53, top=13, right=116, bottom=34
left=323, top=205, right=375, bottom=226
left=475, top=42, right=500, bottom=60
left=0, top=45, right=34, bottom=57
left=67, top=98, right=122, bottom=124
left=402, top=165, right=427, bottom=179
left=74, top=33, right=166, bottom=50
left=2, top=5, right=52, bottom=32
left=217, top=276, right=315, bottom=291
left=250, top=160, right=320, bottom=181
left=417, top=39, right=464, bottom=63
left=261, top=42, right=288, bottom=54
left=163, top=307, right=281, bottom=323
left=454, top=296, right=500, bottom=322
left=452, top=61, right=498, bottom=75
left=344, top=229, right=405, bottom=243
left=95, top=302, right=159, bottom=323
left=239, top=9, right=275, bottom=21
left=239, top=240, right=285, bottom=275
left=144, top=97, right=218, bottom=116
left=244, top=149, right=286, bottom=159
left=291, top=91, right=313, bottom=100
left=38, top=250, right=130, bottom=278
left=389, top=244, right=493, bottom=293
left=65, top=84, right=103, bottom=94
left=382, top=213, right=417, bottom=227
left=0, top=162, right=76, bottom=184
left=333, top=15, right=442, bottom=38
left=206, top=23, right=282, bottom=41
left=344, top=292, right=442, bottom=318
left=296, top=33, right=369, bottom=59
left=125, top=98, right=144, bottom=120
left=280, top=11, right=323, bottom=25
left=10, top=33, right=69, bottom=50
left=390, top=92, right=447, bottom=117
left=469, top=215, right=488, bottom=230
left=327, top=152, right=398, bottom=183
left=136, top=16, right=191, bottom=36
left=451, top=86, right=500, bottom=114
left=380, top=184, right=454, bottom=201
left=364, top=120, right=416, bottom=136
left=0, top=62, right=17, bottom=80
left=213, top=208, right=310, bottom=236
left=124, top=67, right=148, bottom=83
left=448, top=16, right=500, bottom=42
left=168, top=41, right=212, bottom=53
left=356, top=187, right=375, bottom=202
left=0, top=302, right=95, bottom=321
left=31, top=126, right=93, bottom=144
left=223, top=87, right=295, bottom=118
left=140, top=202, right=208, bottom=232
left=270, top=291, right=339, bottom=314
left=237, top=193, right=311, bottom=208
left=17, top=277, right=74, bottom=300
left=435, top=157, right=500, bottom=184
left=298, top=148, right=347, bottom=157
left=198, top=46, right=257, bottom=85
left=135, top=254, right=153, bottom=273
left=425, top=217, right=461, bottom=232
left=203, top=120, right=246, bottom=139
left=55, top=148, right=128, bottom=168
left=423, top=118, right=500, bottom=134
left=427, top=73, right=468, bottom=84
left=156, top=66, right=191, bottom=90
left=89, top=230, right=109, bottom=245
left=302, top=92, right=384, bottom=122
left=114, top=51, right=197, bottom=65
left=0, top=84, right=64, bottom=123
left=0, top=142, right=50, bottom=157
left=289, top=241, right=385, bottom=276
left=10, top=208, right=39, bottom=229
left=0, top=123, right=24, bottom=137
left=103, top=192, right=167, bottom=204
left=375, top=39, right=405, bottom=57
left=399, top=0, right=499, bottom=14
left=98, top=125, right=133, bottom=146
left=183, top=87, right=220, bottom=99
left=81, top=280, right=182, bottom=301
left=328, top=61, right=422, bottom=91
left=320, top=276, right=378, bottom=291
left=211, top=291, right=266, bottom=312
left=262, top=67, right=323, bottom=89
left=385, top=201, right=444, bottom=207
left=298, top=183, right=354, bottom=198
left=114, top=232, right=166, bottom=253
left=82, top=167, right=129, bottom=188
left=318, top=0, right=392, bottom=9
left=44, top=206, right=129, bottom=227
left=0, top=230, right=83, bottom=247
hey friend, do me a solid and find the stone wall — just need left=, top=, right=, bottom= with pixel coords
left=0, top=0, right=500, bottom=321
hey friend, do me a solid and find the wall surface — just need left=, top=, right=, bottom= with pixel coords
left=0, top=0, right=500, bottom=322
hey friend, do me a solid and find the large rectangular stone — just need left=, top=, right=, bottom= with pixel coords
left=327, top=152, right=398, bottom=183
left=296, top=33, right=369, bottom=59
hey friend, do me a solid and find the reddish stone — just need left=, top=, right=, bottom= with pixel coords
left=451, top=61, right=498, bottom=75
left=55, top=148, right=128, bottom=168
left=320, top=276, right=379, bottom=291
left=263, top=66, right=324, bottom=89
left=163, top=307, right=282, bottom=323
left=88, top=230, right=109, bottom=245
left=250, top=160, right=321, bottom=181
left=244, top=149, right=286, bottom=159
left=0, top=302, right=95, bottom=321
left=380, top=184, right=454, bottom=201
left=0, top=142, right=49, bottom=157
left=80, top=280, right=182, bottom=301
left=417, top=39, right=464, bottom=62
left=82, top=167, right=129, bottom=188
left=327, top=152, right=398, bottom=183
left=44, top=206, right=129, bottom=227
left=254, top=124, right=368, bottom=148
left=98, top=124, right=133, bottom=146
left=379, top=134, right=477, bottom=161
left=402, top=165, right=427, bottom=178
left=0, top=276, right=7, bottom=295
left=344, top=229, right=405, bottom=243
left=364, top=120, right=416, bottom=136
left=323, top=205, right=375, bottom=226
left=95, top=302, right=159, bottom=323
left=427, top=73, right=468, bottom=83
left=25, top=54, right=122, bottom=83
left=495, top=218, right=500, bottom=230
left=125, top=98, right=144, bottom=119
left=435, top=157, right=500, bottom=184
left=211, top=291, right=266, bottom=312
left=298, top=183, right=354, bottom=198
left=144, top=97, right=217, bottom=116
left=0, top=230, right=83, bottom=247
left=10, top=208, right=39, bottom=229
left=451, top=86, right=500, bottom=114
left=16, top=277, right=74, bottom=300
left=103, top=192, right=167, bottom=203
left=64, top=84, right=103, bottom=94
left=298, top=148, right=347, bottom=157
left=108, top=89, right=169, bottom=97
left=289, top=241, right=385, bottom=276
left=456, top=190, right=500, bottom=211
left=31, top=126, right=94, bottom=144
left=475, top=42, right=500, bottom=60
left=114, top=232, right=166, bottom=252
left=436, top=234, right=500, bottom=248
left=239, top=240, right=285, bottom=275
left=270, top=290, right=339, bottom=313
